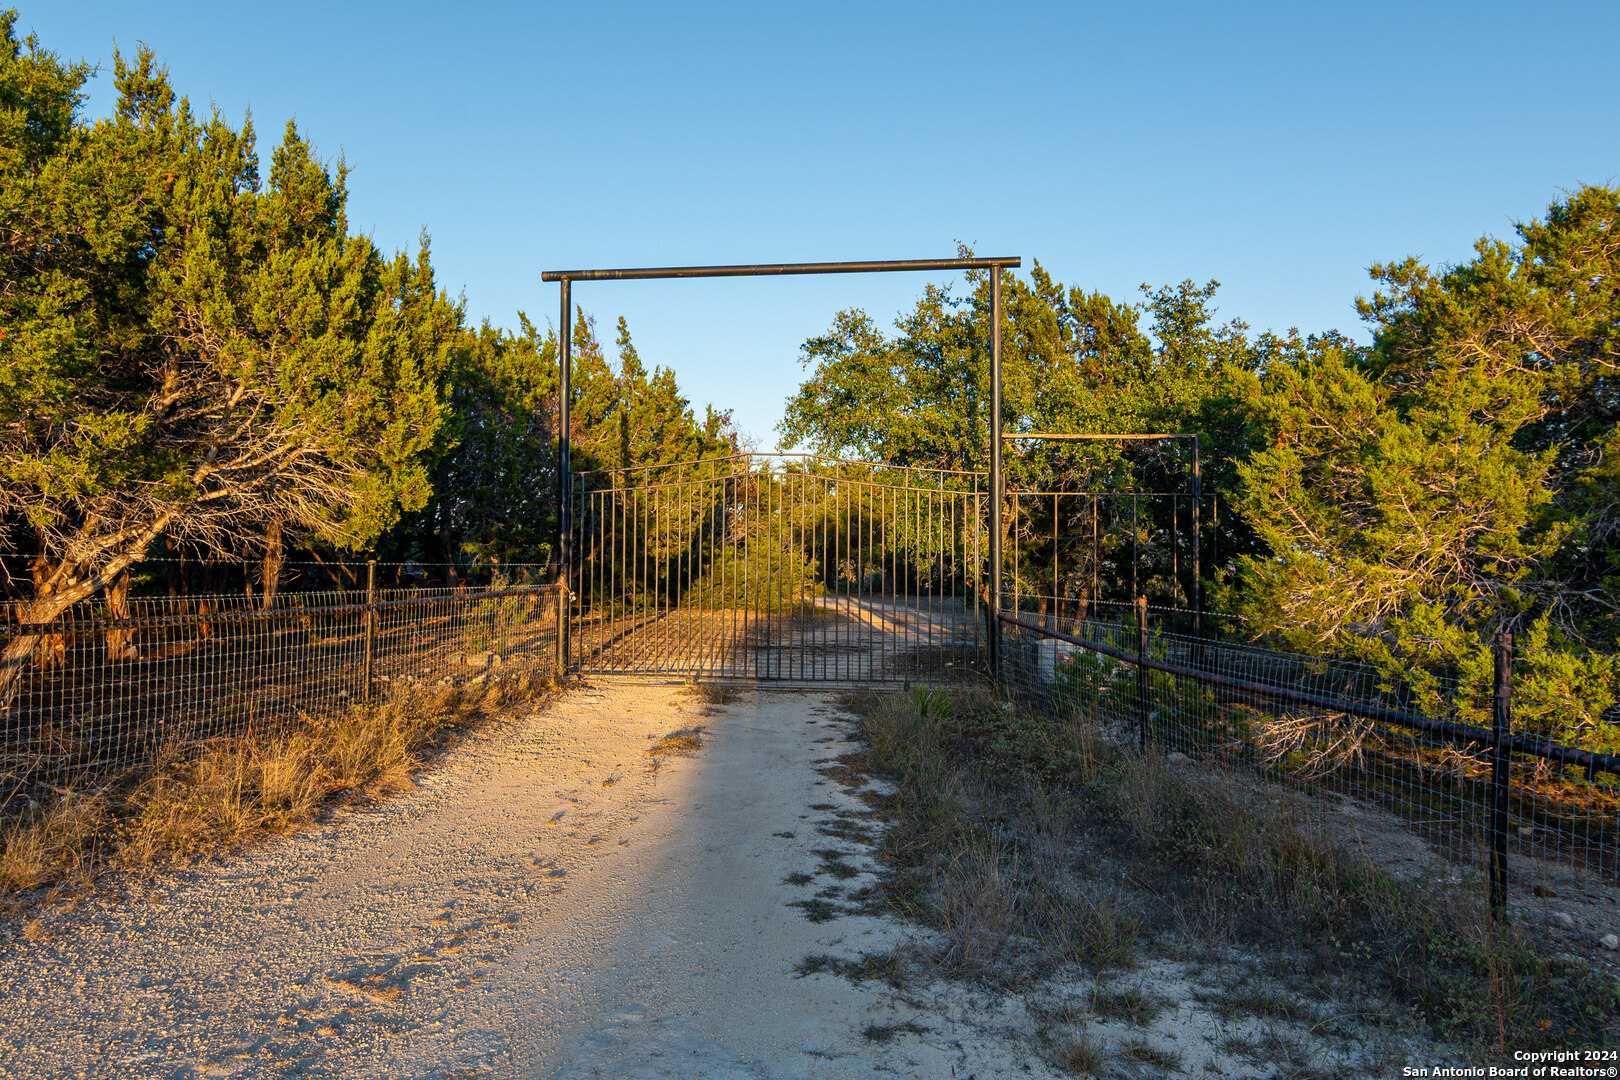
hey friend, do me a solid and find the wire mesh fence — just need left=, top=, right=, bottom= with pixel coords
left=995, top=606, right=1620, bottom=926
left=1, top=584, right=564, bottom=817
left=21, top=557, right=560, bottom=597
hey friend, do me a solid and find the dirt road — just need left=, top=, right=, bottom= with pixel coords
left=0, top=683, right=1042, bottom=1079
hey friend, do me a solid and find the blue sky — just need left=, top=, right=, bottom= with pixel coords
left=21, top=1, right=1620, bottom=445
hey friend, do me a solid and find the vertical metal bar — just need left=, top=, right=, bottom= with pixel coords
left=1137, top=595, right=1149, bottom=752
left=557, top=278, right=572, bottom=669
left=721, top=468, right=731, bottom=677
left=1052, top=492, right=1058, bottom=629
left=1091, top=493, right=1098, bottom=620
left=988, top=266, right=1003, bottom=681
left=801, top=467, right=810, bottom=681
left=1004, top=492, right=1017, bottom=621
left=841, top=470, right=850, bottom=681
left=1132, top=492, right=1139, bottom=609
left=790, top=468, right=800, bottom=682
left=641, top=484, right=650, bottom=670
left=1191, top=435, right=1203, bottom=664
left=913, top=476, right=922, bottom=679
left=1171, top=492, right=1179, bottom=624
left=774, top=466, right=784, bottom=680
left=881, top=478, right=891, bottom=681
left=767, top=469, right=777, bottom=680
left=363, top=559, right=376, bottom=703
left=743, top=461, right=751, bottom=680
left=936, top=474, right=945, bottom=678
left=555, top=581, right=566, bottom=681
left=653, top=483, right=664, bottom=671
left=1491, top=632, right=1513, bottom=919
left=889, top=477, right=898, bottom=683
left=972, top=477, right=982, bottom=662
left=692, top=473, right=703, bottom=676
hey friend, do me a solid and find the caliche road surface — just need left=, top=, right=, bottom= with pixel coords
left=0, top=683, right=1040, bottom=1079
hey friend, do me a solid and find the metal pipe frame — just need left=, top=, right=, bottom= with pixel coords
left=542, top=257, right=1019, bottom=283
left=546, top=256, right=1020, bottom=678
left=1002, top=432, right=1198, bottom=441
left=988, top=269, right=1004, bottom=680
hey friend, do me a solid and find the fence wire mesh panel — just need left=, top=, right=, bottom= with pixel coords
left=995, top=609, right=1619, bottom=922
left=0, top=585, right=563, bottom=812
left=570, top=454, right=987, bottom=685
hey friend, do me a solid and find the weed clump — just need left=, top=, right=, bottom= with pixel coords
left=647, top=727, right=704, bottom=757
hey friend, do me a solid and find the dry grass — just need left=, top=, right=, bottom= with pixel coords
left=1, top=675, right=554, bottom=911
left=685, top=683, right=742, bottom=716
left=843, top=687, right=1620, bottom=1053
left=1052, top=1025, right=1107, bottom=1074
left=647, top=727, right=705, bottom=757
left=645, top=725, right=706, bottom=778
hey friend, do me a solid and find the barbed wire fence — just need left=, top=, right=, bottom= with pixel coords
left=1, top=579, right=565, bottom=819
left=995, top=603, right=1620, bottom=932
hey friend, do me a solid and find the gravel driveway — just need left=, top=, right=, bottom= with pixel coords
left=0, top=683, right=1047, bottom=1079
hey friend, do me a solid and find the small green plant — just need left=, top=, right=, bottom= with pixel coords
left=793, top=950, right=906, bottom=986
left=860, top=1020, right=927, bottom=1043
left=1055, top=1026, right=1107, bottom=1075
left=1090, top=985, right=1165, bottom=1025
left=1121, top=1039, right=1181, bottom=1071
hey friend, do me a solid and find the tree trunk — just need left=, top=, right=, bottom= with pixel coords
left=262, top=519, right=284, bottom=610
left=28, top=557, right=68, bottom=673
left=0, top=514, right=173, bottom=711
left=103, top=572, right=139, bottom=661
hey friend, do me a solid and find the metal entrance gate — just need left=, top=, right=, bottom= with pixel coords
left=568, top=454, right=987, bottom=685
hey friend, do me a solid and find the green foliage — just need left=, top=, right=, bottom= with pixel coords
left=0, top=16, right=734, bottom=598
left=681, top=542, right=823, bottom=611
left=1227, top=185, right=1620, bottom=751
left=570, top=311, right=736, bottom=476
left=0, top=19, right=458, bottom=619
left=780, top=255, right=1266, bottom=615
left=383, top=314, right=560, bottom=568
left=780, top=258, right=1255, bottom=489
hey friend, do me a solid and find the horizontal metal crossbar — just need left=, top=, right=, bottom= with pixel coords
left=1004, top=432, right=1197, bottom=441
left=542, top=257, right=1020, bottom=282
left=571, top=452, right=988, bottom=482
left=0, top=585, right=564, bottom=635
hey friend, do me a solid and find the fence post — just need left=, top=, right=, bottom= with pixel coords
left=1137, top=596, right=1149, bottom=752
left=363, top=559, right=377, bottom=703
left=555, top=585, right=567, bottom=683
left=988, top=267, right=1003, bottom=684
left=1491, top=632, right=1513, bottom=919
left=1190, top=435, right=1204, bottom=669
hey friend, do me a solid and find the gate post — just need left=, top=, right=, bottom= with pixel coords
left=555, top=585, right=567, bottom=682
left=557, top=277, right=573, bottom=676
left=1491, top=632, right=1513, bottom=919
left=363, top=559, right=377, bottom=703
left=988, top=266, right=1003, bottom=682
left=1137, top=596, right=1149, bottom=751
left=1191, top=435, right=1203, bottom=667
